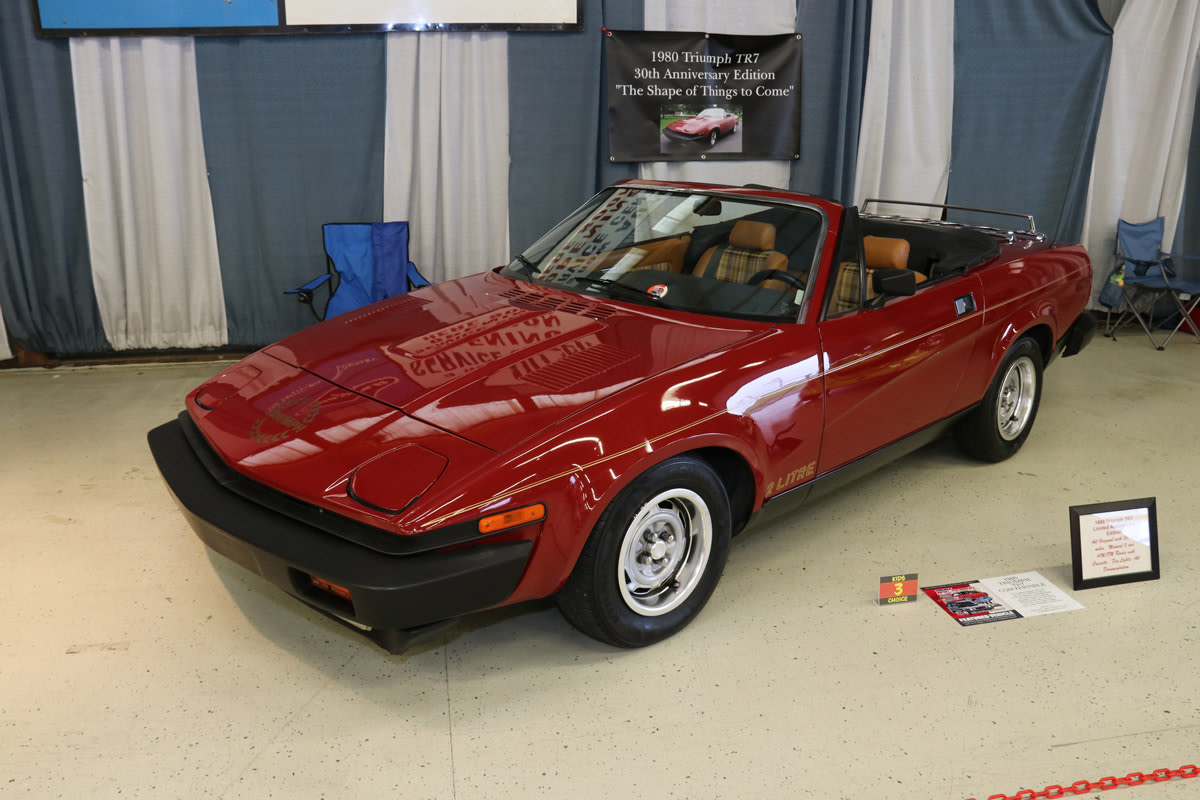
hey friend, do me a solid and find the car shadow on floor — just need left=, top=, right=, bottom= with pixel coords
left=205, top=550, right=622, bottom=669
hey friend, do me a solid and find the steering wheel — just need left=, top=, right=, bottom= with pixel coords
left=748, top=269, right=806, bottom=290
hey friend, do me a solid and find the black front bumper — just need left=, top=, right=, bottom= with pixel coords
left=148, top=414, right=533, bottom=653
left=662, top=128, right=706, bottom=142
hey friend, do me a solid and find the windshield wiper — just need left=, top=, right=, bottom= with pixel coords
left=573, top=276, right=671, bottom=308
left=508, top=253, right=538, bottom=277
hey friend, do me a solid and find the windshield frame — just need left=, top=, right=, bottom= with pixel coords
left=501, top=185, right=829, bottom=324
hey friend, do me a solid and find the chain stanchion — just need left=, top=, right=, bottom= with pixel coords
left=964, top=765, right=1197, bottom=800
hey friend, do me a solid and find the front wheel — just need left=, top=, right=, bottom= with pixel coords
left=557, top=455, right=731, bottom=648
left=708, top=129, right=719, bottom=146
left=954, top=337, right=1043, bottom=461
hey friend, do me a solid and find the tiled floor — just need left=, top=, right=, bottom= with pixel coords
left=1, top=331, right=1197, bottom=799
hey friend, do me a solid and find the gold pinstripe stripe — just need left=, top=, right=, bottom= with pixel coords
left=422, top=408, right=731, bottom=529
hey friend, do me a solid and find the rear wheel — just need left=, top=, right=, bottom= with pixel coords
left=954, top=337, right=1043, bottom=461
left=557, top=456, right=731, bottom=648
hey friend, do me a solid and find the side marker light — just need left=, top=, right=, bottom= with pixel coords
left=478, top=503, right=546, bottom=534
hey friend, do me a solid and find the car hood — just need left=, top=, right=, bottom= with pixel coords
left=265, top=271, right=765, bottom=452
left=668, top=118, right=711, bottom=134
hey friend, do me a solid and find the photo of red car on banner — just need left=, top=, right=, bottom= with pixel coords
left=661, top=106, right=742, bottom=154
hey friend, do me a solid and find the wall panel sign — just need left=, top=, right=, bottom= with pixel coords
left=31, top=0, right=581, bottom=37
left=605, top=29, right=803, bottom=163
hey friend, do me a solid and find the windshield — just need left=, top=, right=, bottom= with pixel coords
left=501, top=186, right=825, bottom=322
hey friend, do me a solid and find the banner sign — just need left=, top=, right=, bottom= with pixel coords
left=605, top=30, right=802, bottom=163
left=32, top=0, right=581, bottom=37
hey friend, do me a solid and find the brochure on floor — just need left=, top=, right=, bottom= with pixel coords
left=922, top=571, right=1083, bottom=626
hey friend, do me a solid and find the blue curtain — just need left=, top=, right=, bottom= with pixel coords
left=790, top=0, right=871, bottom=203
left=507, top=0, right=643, bottom=253
left=194, top=34, right=388, bottom=348
left=947, top=0, right=1111, bottom=243
left=1173, top=74, right=1200, bottom=281
left=0, top=2, right=107, bottom=355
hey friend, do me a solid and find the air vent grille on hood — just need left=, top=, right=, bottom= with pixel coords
left=340, top=294, right=431, bottom=328
left=524, top=343, right=638, bottom=392
left=500, top=287, right=615, bottom=320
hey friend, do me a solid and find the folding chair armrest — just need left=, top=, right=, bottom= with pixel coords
left=284, top=273, right=334, bottom=294
left=406, top=262, right=432, bottom=289
left=1165, top=251, right=1200, bottom=264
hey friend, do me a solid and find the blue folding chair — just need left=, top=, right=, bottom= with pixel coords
left=285, top=221, right=432, bottom=321
left=1100, top=217, right=1200, bottom=349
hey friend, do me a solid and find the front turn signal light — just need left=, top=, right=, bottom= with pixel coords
left=478, top=503, right=546, bottom=534
left=311, top=575, right=351, bottom=601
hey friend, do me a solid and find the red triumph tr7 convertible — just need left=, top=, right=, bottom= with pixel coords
left=664, top=107, right=739, bottom=146
left=149, top=181, right=1096, bottom=654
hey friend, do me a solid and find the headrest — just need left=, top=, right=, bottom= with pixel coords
left=863, top=236, right=910, bottom=270
left=730, top=220, right=777, bottom=251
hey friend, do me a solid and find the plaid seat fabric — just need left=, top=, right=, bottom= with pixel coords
left=833, top=261, right=864, bottom=313
left=711, top=247, right=771, bottom=283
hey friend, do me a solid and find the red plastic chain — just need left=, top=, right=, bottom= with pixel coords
left=964, top=765, right=1198, bottom=800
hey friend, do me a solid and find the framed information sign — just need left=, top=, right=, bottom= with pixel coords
left=1070, top=498, right=1159, bottom=590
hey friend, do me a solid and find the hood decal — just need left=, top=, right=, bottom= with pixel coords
left=249, top=396, right=322, bottom=444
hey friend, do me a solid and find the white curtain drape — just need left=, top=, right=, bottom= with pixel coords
left=640, top=0, right=796, bottom=188
left=1080, top=0, right=1200, bottom=304
left=852, top=0, right=954, bottom=216
left=70, top=37, right=226, bottom=350
left=383, top=33, right=509, bottom=282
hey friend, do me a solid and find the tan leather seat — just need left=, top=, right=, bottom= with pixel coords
left=864, top=235, right=925, bottom=283
left=832, top=236, right=926, bottom=314
left=628, top=235, right=691, bottom=274
left=696, top=220, right=789, bottom=284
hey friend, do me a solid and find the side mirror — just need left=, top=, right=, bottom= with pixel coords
left=867, top=268, right=916, bottom=308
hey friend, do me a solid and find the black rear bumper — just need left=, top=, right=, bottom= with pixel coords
left=1058, top=310, right=1098, bottom=357
left=148, top=414, right=533, bottom=654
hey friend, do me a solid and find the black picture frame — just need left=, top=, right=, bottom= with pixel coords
left=1070, top=497, right=1159, bottom=590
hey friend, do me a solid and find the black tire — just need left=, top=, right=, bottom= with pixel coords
left=954, top=337, right=1043, bottom=462
left=556, top=455, right=732, bottom=648
left=708, top=129, right=719, bottom=146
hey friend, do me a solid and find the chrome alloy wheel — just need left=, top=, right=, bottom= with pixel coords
left=997, top=355, right=1037, bottom=441
left=617, top=488, right=712, bottom=617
